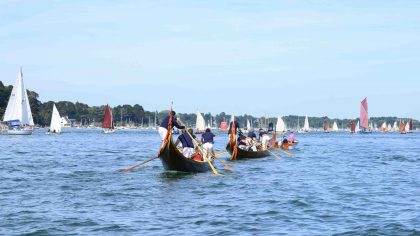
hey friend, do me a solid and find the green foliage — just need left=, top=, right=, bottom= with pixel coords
left=0, top=80, right=418, bottom=129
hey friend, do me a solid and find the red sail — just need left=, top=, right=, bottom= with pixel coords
left=102, top=104, right=114, bottom=129
left=409, top=119, right=413, bottom=131
left=323, top=119, right=329, bottom=131
left=350, top=120, right=356, bottom=133
left=360, top=98, right=369, bottom=130
left=399, top=120, right=405, bottom=133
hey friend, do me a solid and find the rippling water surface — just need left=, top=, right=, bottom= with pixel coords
left=1, top=129, right=419, bottom=235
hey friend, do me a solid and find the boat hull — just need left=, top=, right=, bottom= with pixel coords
left=159, top=137, right=212, bottom=173
left=226, top=141, right=271, bottom=159
left=7, top=129, right=33, bottom=135
left=103, top=129, right=115, bottom=134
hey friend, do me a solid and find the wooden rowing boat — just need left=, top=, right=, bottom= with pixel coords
left=226, top=141, right=271, bottom=159
left=158, top=132, right=212, bottom=173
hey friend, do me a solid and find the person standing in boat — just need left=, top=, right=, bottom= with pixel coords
left=228, top=120, right=241, bottom=135
left=237, top=134, right=248, bottom=150
left=158, top=111, right=185, bottom=141
left=259, top=129, right=270, bottom=150
left=201, top=128, right=216, bottom=159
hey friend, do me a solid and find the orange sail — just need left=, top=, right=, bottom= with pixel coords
left=102, top=104, right=114, bottom=129
left=323, top=119, right=329, bottom=132
left=350, top=120, right=356, bottom=133
left=360, top=98, right=369, bottom=131
left=399, top=120, right=405, bottom=133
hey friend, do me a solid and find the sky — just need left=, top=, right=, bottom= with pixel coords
left=0, top=0, right=419, bottom=119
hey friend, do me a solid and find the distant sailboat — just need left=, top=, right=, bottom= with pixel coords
left=355, top=121, right=360, bottom=133
left=381, top=122, right=387, bottom=132
left=195, top=111, right=206, bottom=133
left=359, top=97, right=371, bottom=133
left=408, top=119, right=413, bottom=133
left=303, top=115, right=310, bottom=132
left=332, top=121, right=338, bottom=132
left=350, top=120, right=356, bottom=133
left=405, top=121, right=410, bottom=133
left=323, top=119, right=329, bottom=133
left=387, top=123, right=392, bottom=132
left=2, top=67, right=34, bottom=135
left=399, top=120, right=406, bottom=134
left=393, top=121, right=398, bottom=132
left=48, top=104, right=62, bottom=134
left=102, top=104, right=115, bottom=133
left=220, top=117, right=228, bottom=131
left=246, top=119, right=251, bottom=131
left=276, top=116, right=286, bottom=133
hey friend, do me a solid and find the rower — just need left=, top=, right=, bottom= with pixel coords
left=282, top=136, right=289, bottom=144
left=175, top=129, right=186, bottom=151
left=247, top=129, right=257, bottom=151
left=201, top=128, right=216, bottom=159
left=259, top=129, right=270, bottom=150
left=179, top=129, right=197, bottom=158
left=158, top=111, right=185, bottom=141
left=237, top=134, right=248, bottom=150
left=288, top=132, right=296, bottom=143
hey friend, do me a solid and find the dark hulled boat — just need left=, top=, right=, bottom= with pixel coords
left=158, top=133, right=212, bottom=173
left=226, top=141, right=271, bottom=159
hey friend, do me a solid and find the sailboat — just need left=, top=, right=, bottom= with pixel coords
left=387, top=123, right=392, bottom=132
left=399, top=120, right=406, bottom=134
left=276, top=116, right=286, bottom=133
left=246, top=119, right=251, bottom=131
left=393, top=121, right=398, bottom=132
left=381, top=122, right=387, bottom=132
left=102, top=104, right=115, bottom=133
left=350, top=120, right=356, bottom=133
left=332, top=121, right=338, bottom=132
left=405, top=121, right=410, bottom=133
left=359, top=97, right=371, bottom=133
left=195, top=111, right=206, bottom=134
left=323, top=119, right=329, bottom=133
left=408, top=119, right=413, bottom=133
left=1, top=67, right=34, bottom=135
left=302, top=115, right=310, bottom=132
left=355, top=121, right=360, bottom=133
left=48, top=104, right=62, bottom=134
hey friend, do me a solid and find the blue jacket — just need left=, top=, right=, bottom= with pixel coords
left=179, top=132, right=196, bottom=148
left=201, top=131, right=215, bottom=144
left=259, top=131, right=267, bottom=137
left=160, top=116, right=185, bottom=129
left=237, top=135, right=247, bottom=146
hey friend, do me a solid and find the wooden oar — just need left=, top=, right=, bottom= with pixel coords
left=266, top=148, right=281, bottom=159
left=214, top=150, right=227, bottom=157
left=120, top=156, right=159, bottom=173
left=278, top=147, right=295, bottom=157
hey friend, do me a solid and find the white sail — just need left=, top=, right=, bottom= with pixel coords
left=49, top=104, right=62, bottom=133
left=381, top=122, right=387, bottom=131
left=405, top=122, right=410, bottom=132
left=332, top=121, right=338, bottom=132
left=195, top=111, right=206, bottom=131
left=3, top=68, right=34, bottom=126
left=276, top=116, right=286, bottom=132
left=387, top=124, right=392, bottom=131
left=246, top=119, right=251, bottom=130
left=303, top=115, right=310, bottom=132
left=393, top=121, right=398, bottom=132
left=355, top=121, right=360, bottom=133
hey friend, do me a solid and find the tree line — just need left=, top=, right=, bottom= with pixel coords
left=0, top=80, right=417, bottom=129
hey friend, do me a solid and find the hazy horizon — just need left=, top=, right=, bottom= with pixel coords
left=1, top=1, right=419, bottom=119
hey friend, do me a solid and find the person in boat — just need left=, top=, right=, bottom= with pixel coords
left=175, top=129, right=186, bottom=151
left=259, top=129, right=270, bottom=150
left=237, top=134, right=248, bottom=150
left=247, top=129, right=257, bottom=151
left=176, top=128, right=197, bottom=158
left=288, top=132, right=296, bottom=143
left=158, top=111, right=185, bottom=141
left=201, top=128, right=216, bottom=159
left=282, top=136, right=289, bottom=144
